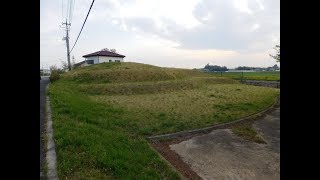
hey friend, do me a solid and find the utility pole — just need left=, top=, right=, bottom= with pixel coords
left=62, top=19, right=72, bottom=71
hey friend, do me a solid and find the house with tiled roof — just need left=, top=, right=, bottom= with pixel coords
left=75, top=48, right=125, bottom=67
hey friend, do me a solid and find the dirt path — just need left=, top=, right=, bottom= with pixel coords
left=242, top=80, right=280, bottom=88
left=169, top=107, right=280, bottom=180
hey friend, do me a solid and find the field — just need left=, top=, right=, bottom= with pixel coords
left=48, top=62, right=280, bottom=179
left=209, top=71, right=280, bottom=81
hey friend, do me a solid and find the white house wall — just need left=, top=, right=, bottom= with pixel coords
left=85, top=56, right=124, bottom=64
left=85, top=56, right=99, bottom=64
left=97, top=56, right=124, bottom=63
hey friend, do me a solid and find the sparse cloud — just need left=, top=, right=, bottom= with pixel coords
left=40, top=0, right=279, bottom=69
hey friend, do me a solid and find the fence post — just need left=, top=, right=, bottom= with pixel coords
left=241, top=71, right=244, bottom=82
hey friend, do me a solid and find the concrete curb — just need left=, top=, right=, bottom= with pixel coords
left=46, top=95, right=58, bottom=180
left=148, top=97, right=280, bottom=141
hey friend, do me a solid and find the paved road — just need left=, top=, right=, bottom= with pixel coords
left=170, top=107, right=280, bottom=180
left=40, top=76, right=50, bottom=178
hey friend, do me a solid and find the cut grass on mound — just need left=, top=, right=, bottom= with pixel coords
left=91, top=84, right=279, bottom=135
left=49, top=62, right=280, bottom=179
left=78, top=77, right=238, bottom=95
left=62, top=62, right=211, bottom=83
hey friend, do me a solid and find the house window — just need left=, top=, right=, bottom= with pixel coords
left=86, top=60, right=94, bottom=64
left=109, top=60, right=112, bottom=62
left=115, top=60, right=120, bottom=62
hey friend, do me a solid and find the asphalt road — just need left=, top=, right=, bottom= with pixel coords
left=40, top=76, right=50, bottom=177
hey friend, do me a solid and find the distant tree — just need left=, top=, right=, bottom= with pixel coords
left=61, top=61, right=69, bottom=71
left=49, top=65, right=65, bottom=74
left=61, top=58, right=77, bottom=71
left=236, top=66, right=253, bottom=70
left=204, top=63, right=210, bottom=69
left=270, top=44, right=280, bottom=62
left=204, top=64, right=228, bottom=72
left=49, top=65, right=65, bottom=82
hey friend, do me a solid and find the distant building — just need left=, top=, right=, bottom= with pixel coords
left=40, top=69, right=51, bottom=75
left=75, top=48, right=125, bottom=67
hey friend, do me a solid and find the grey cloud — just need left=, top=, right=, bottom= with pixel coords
left=123, top=18, right=157, bottom=32
left=178, top=0, right=279, bottom=51
left=121, top=17, right=184, bottom=40
left=110, top=0, right=279, bottom=52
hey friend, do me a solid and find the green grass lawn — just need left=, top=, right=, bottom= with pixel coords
left=49, top=62, right=280, bottom=179
left=90, top=84, right=279, bottom=135
left=209, top=71, right=280, bottom=81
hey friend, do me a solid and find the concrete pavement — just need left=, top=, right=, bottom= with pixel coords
left=170, top=107, right=280, bottom=180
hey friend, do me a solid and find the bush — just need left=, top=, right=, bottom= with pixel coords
left=49, top=71, right=61, bottom=82
left=49, top=65, right=65, bottom=82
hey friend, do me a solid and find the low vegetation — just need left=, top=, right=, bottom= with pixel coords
left=231, top=123, right=266, bottom=144
left=49, top=65, right=65, bottom=82
left=49, top=71, right=61, bottom=82
left=49, top=62, right=280, bottom=179
left=209, top=71, right=280, bottom=81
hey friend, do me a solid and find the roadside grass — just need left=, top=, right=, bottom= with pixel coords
left=49, top=84, right=181, bottom=179
left=209, top=71, right=280, bottom=81
left=231, top=123, right=266, bottom=144
left=49, top=62, right=280, bottom=178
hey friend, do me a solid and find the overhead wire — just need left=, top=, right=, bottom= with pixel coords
left=69, top=0, right=95, bottom=53
left=69, top=0, right=75, bottom=24
left=66, top=0, right=70, bottom=22
left=61, top=0, right=64, bottom=21
left=68, top=0, right=73, bottom=24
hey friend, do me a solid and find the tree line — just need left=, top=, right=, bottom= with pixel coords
left=204, top=64, right=228, bottom=72
left=202, top=44, right=280, bottom=72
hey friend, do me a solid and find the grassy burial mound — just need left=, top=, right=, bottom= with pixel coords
left=49, top=62, right=280, bottom=179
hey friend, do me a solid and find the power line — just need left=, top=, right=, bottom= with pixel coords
left=68, top=0, right=71, bottom=21
left=66, top=0, right=70, bottom=22
left=62, top=0, right=74, bottom=25
left=62, top=19, right=72, bottom=71
left=62, top=0, right=64, bottom=21
left=70, top=0, right=75, bottom=23
left=40, top=56, right=65, bottom=60
left=68, top=0, right=73, bottom=23
left=69, top=0, right=95, bottom=53
left=60, top=0, right=75, bottom=71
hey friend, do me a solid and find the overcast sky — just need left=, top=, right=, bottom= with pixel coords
left=40, top=0, right=279, bottom=69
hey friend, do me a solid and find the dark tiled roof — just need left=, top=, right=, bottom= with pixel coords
left=83, top=50, right=125, bottom=58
